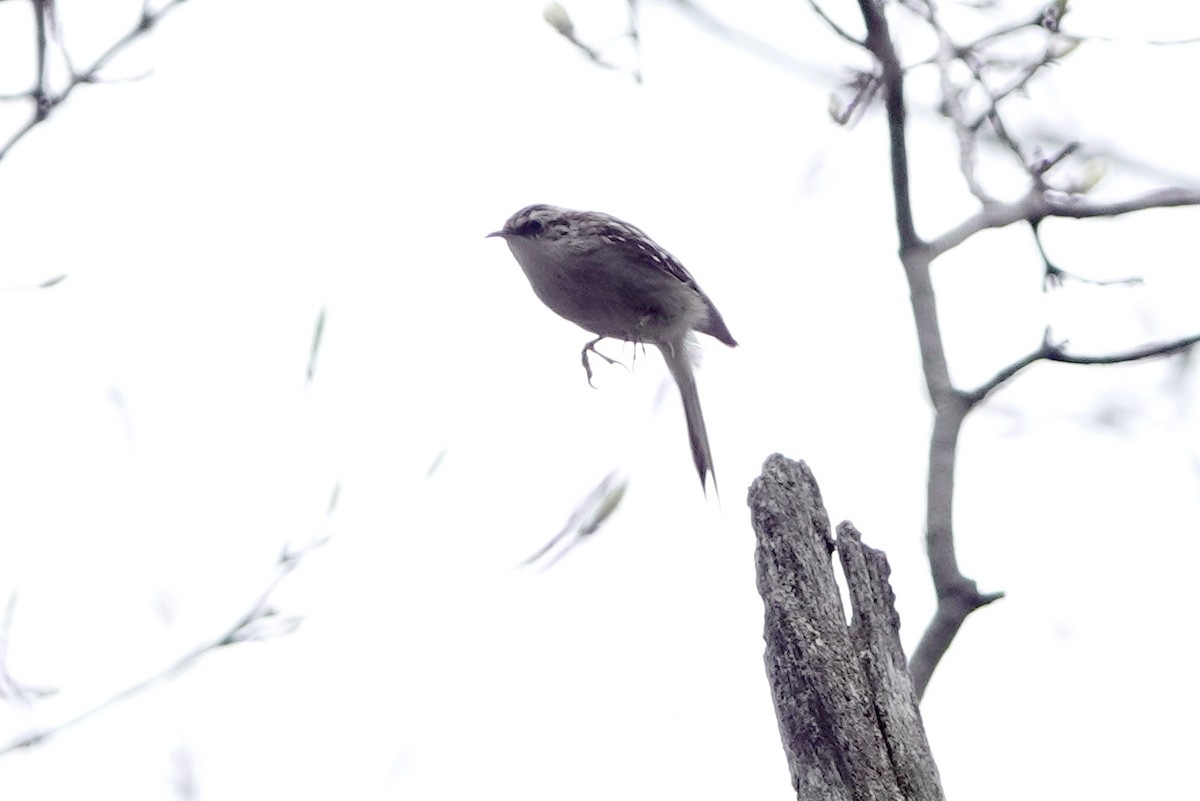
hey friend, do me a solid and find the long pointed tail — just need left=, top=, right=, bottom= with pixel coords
left=660, top=342, right=716, bottom=495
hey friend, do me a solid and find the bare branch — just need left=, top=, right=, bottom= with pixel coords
left=0, top=0, right=191, bottom=163
left=928, top=186, right=1200, bottom=256
left=909, top=577, right=1004, bottom=698
left=966, top=330, right=1200, bottom=405
left=852, top=1, right=1006, bottom=699
left=33, top=0, right=52, bottom=105
left=857, top=0, right=921, bottom=252
left=1043, top=336, right=1200, bottom=365
left=833, top=0, right=1200, bottom=701
left=1041, top=186, right=1200, bottom=218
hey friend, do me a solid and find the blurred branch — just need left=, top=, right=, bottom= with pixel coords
left=1063, top=29, right=1200, bottom=47
left=664, top=0, right=841, bottom=82
left=521, top=470, right=628, bottom=568
left=306, top=306, right=326, bottom=382
left=0, top=595, right=55, bottom=702
left=543, top=1, right=642, bottom=82
left=0, top=535, right=325, bottom=757
left=0, top=0, right=192, bottom=163
left=626, top=0, right=642, bottom=83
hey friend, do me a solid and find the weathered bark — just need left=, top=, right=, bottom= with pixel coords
left=748, top=454, right=943, bottom=801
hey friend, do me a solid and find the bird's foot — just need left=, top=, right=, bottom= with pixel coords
left=581, top=337, right=625, bottom=388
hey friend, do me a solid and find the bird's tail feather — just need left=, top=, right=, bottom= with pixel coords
left=660, top=341, right=716, bottom=496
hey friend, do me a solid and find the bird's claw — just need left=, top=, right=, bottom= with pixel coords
left=581, top=337, right=625, bottom=388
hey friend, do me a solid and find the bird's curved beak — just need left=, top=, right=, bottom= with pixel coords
left=485, top=230, right=508, bottom=239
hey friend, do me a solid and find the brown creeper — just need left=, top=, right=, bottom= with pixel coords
left=488, top=204, right=737, bottom=494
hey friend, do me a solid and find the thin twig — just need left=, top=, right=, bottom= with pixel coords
left=1066, top=30, right=1200, bottom=47
left=1032, top=218, right=1143, bottom=289
left=965, top=330, right=1200, bottom=404
left=0, top=534, right=325, bottom=756
left=921, top=0, right=992, bottom=202
left=805, top=0, right=867, bottom=48
left=626, top=0, right=643, bottom=83
left=956, top=49, right=1028, bottom=170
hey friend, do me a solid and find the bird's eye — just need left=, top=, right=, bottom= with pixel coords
left=514, top=218, right=545, bottom=237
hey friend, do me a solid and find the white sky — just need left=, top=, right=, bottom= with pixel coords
left=1, top=1, right=1198, bottom=799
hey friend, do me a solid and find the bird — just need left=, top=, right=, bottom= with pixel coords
left=488, top=204, right=736, bottom=494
